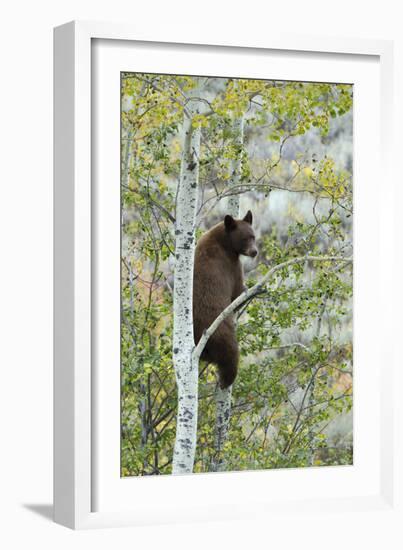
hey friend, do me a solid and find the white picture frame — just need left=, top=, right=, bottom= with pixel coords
left=54, top=20, right=397, bottom=530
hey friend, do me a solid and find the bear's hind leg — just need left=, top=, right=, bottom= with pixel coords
left=208, top=331, right=239, bottom=389
left=217, top=357, right=238, bottom=389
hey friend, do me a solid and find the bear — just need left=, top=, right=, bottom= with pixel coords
left=193, top=210, right=258, bottom=389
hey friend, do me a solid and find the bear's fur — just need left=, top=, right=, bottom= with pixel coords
left=193, top=210, right=258, bottom=388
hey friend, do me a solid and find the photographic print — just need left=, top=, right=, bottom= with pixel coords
left=120, top=74, right=353, bottom=476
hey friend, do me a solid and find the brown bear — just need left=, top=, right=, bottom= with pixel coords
left=193, top=210, right=258, bottom=388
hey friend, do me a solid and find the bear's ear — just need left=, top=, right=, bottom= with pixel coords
left=243, top=210, right=253, bottom=225
left=224, top=214, right=236, bottom=231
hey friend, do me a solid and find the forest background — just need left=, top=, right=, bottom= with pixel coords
left=120, top=74, right=353, bottom=476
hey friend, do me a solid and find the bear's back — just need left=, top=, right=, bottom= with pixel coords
left=193, top=223, right=241, bottom=343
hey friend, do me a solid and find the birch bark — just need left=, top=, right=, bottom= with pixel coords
left=172, top=90, right=202, bottom=475
left=122, top=129, right=133, bottom=190
left=307, top=296, right=328, bottom=466
left=213, top=115, right=245, bottom=471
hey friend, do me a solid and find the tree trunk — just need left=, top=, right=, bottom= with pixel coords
left=307, top=296, right=328, bottom=466
left=213, top=115, right=245, bottom=471
left=122, top=129, right=133, bottom=190
left=172, top=94, right=202, bottom=475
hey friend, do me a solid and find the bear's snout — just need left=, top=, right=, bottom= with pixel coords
left=244, top=246, right=258, bottom=258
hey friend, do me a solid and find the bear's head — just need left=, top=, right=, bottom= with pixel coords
left=224, top=210, right=258, bottom=258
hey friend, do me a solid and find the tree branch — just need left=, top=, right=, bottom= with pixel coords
left=193, top=255, right=352, bottom=362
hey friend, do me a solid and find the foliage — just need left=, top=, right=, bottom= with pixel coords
left=120, top=73, right=353, bottom=475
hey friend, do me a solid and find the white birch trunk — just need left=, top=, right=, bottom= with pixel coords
left=213, top=115, right=244, bottom=471
left=122, top=129, right=133, bottom=189
left=307, top=297, right=327, bottom=466
left=172, top=94, right=202, bottom=475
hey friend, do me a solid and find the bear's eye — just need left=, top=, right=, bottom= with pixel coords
left=243, top=236, right=254, bottom=243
